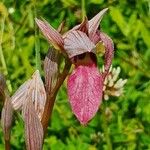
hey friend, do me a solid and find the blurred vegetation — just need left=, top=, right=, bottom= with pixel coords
left=0, top=0, right=150, bottom=149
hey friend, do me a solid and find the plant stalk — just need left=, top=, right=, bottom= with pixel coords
left=0, top=13, right=12, bottom=93
left=33, top=0, right=41, bottom=71
left=102, top=106, right=112, bottom=150
left=81, top=0, right=86, bottom=19
left=5, top=139, right=11, bottom=150
left=0, top=17, right=8, bottom=76
left=41, top=59, right=71, bottom=135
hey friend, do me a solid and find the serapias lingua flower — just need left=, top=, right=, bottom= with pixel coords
left=36, top=8, right=114, bottom=125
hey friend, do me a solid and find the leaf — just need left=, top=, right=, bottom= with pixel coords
left=35, top=18, right=64, bottom=50
left=90, top=0, right=104, bottom=4
left=128, top=13, right=137, bottom=31
left=64, top=30, right=95, bottom=58
left=60, top=0, right=78, bottom=7
left=44, top=48, right=59, bottom=94
left=0, top=2, right=8, bottom=17
left=1, top=95, right=13, bottom=141
left=22, top=92, right=44, bottom=150
left=67, top=64, right=103, bottom=125
left=140, top=21, right=150, bottom=48
left=110, top=7, right=129, bottom=36
left=132, top=20, right=141, bottom=39
left=11, top=70, right=46, bottom=120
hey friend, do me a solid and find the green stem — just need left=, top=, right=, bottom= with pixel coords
left=0, top=17, right=12, bottom=93
left=0, top=17, right=7, bottom=75
left=102, top=106, right=112, bottom=150
left=81, top=0, right=86, bottom=19
left=34, top=1, right=41, bottom=71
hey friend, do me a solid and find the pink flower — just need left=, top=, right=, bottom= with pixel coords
left=36, top=8, right=114, bottom=125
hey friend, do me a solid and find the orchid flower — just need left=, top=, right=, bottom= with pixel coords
left=36, top=8, right=114, bottom=125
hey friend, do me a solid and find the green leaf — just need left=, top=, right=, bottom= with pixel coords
left=90, top=0, right=104, bottom=4
left=110, top=7, right=129, bottom=36
left=140, top=21, right=150, bottom=48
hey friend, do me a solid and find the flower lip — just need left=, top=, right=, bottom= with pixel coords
left=67, top=62, right=103, bottom=125
left=77, top=53, right=86, bottom=60
left=72, top=52, right=97, bottom=66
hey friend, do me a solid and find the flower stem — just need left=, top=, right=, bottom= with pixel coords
left=34, top=1, right=41, bottom=71
left=41, top=59, right=71, bottom=135
left=5, top=140, right=11, bottom=150
left=102, top=105, right=112, bottom=150
left=81, top=0, right=86, bottom=19
left=0, top=15, right=12, bottom=93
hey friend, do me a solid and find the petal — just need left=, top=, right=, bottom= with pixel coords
left=35, top=18, right=64, bottom=50
left=88, top=8, right=108, bottom=41
left=67, top=64, right=103, bottom=125
left=64, top=30, right=95, bottom=58
left=72, top=17, right=89, bottom=34
left=11, top=70, right=46, bottom=120
left=77, top=17, right=89, bottom=35
left=100, top=32, right=114, bottom=78
left=63, top=17, right=89, bottom=38
left=91, top=30, right=101, bottom=44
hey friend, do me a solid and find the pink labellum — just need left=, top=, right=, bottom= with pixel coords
left=88, top=8, right=108, bottom=42
left=100, top=32, right=114, bottom=78
left=35, top=18, right=64, bottom=50
left=64, top=30, right=95, bottom=58
left=67, top=64, right=103, bottom=125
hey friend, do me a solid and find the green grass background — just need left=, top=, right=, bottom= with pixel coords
left=0, top=0, right=150, bottom=149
